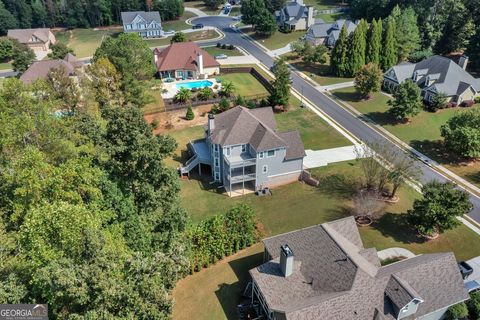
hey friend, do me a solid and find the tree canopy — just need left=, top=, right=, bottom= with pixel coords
left=387, top=80, right=422, bottom=121
left=441, top=108, right=480, bottom=159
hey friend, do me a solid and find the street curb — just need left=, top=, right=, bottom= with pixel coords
left=328, top=92, right=480, bottom=198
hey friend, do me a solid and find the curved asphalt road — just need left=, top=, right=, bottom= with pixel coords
left=193, top=16, right=480, bottom=222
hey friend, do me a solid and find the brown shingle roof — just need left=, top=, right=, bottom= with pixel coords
left=153, top=42, right=220, bottom=72
left=20, top=59, right=76, bottom=84
left=251, top=217, right=468, bottom=319
left=7, top=28, right=52, bottom=44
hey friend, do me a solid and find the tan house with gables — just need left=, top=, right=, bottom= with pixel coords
left=7, top=28, right=56, bottom=52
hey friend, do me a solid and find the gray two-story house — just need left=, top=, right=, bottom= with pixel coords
left=121, top=11, right=163, bottom=38
left=180, top=106, right=306, bottom=196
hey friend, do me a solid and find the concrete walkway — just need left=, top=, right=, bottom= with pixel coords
left=377, top=248, right=416, bottom=261
left=269, top=43, right=293, bottom=57
left=303, top=145, right=361, bottom=169
left=185, top=7, right=208, bottom=17
left=319, top=81, right=355, bottom=92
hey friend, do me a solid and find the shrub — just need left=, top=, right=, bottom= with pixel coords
left=460, top=100, right=475, bottom=107
left=228, top=44, right=235, bottom=50
left=234, top=95, right=246, bottom=106
left=218, top=98, right=230, bottom=112
left=475, top=96, right=480, bottom=104
left=187, top=204, right=258, bottom=272
left=150, top=119, right=159, bottom=130
left=216, top=42, right=221, bottom=48
left=221, top=44, right=227, bottom=49
left=468, top=291, right=480, bottom=318
left=259, top=98, right=269, bottom=108
left=246, top=100, right=256, bottom=109
left=185, top=105, right=194, bottom=120
left=447, top=302, right=469, bottom=320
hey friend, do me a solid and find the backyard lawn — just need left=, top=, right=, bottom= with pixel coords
left=203, top=46, right=244, bottom=57
left=173, top=160, right=480, bottom=320
left=143, top=88, right=165, bottom=114
left=332, top=87, right=480, bottom=188
left=303, top=0, right=345, bottom=11
left=0, top=61, right=12, bottom=70
left=217, top=72, right=270, bottom=97
left=284, top=52, right=353, bottom=86
left=161, top=12, right=197, bottom=31
left=244, top=29, right=306, bottom=50
left=55, top=28, right=121, bottom=58
left=144, top=29, right=220, bottom=47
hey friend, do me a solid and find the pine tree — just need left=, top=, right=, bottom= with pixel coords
left=366, top=18, right=382, bottom=66
left=347, top=19, right=368, bottom=77
left=330, top=25, right=349, bottom=77
left=381, top=18, right=397, bottom=71
left=395, top=7, right=420, bottom=61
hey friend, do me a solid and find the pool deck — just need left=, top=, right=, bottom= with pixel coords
left=162, top=78, right=222, bottom=99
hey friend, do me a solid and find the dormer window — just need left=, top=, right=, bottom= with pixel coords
left=241, top=144, right=247, bottom=153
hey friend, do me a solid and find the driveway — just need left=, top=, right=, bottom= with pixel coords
left=303, top=145, right=360, bottom=169
left=190, top=15, right=480, bottom=222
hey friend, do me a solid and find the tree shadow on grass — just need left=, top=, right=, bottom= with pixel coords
left=332, top=90, right=363, bottom=103
left=215, top=251, right=264, bottom=320
left=316, top=173, right=361, bottom=199
left=364, top=111, right=398, bottom=126
left=372, top=212, right=426, bottom=245
left=172, top=148, right=190, bottom=164
left=410, top=139, right=452, bottom=165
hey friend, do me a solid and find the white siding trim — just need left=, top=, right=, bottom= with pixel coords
left=267, top=170, right=302, bottom=178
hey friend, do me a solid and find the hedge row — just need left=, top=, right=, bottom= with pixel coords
left=187, top=204, right=259, bottom=273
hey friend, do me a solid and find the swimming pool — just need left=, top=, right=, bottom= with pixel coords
left=176, top=80, right=213, bottom=90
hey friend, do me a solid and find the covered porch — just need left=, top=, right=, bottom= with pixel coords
left=159, top=69, right=198, bottom=81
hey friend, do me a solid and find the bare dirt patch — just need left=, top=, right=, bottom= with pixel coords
left=145, top=104, right=213, bottom=134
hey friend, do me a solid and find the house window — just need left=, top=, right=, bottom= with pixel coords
left=214, top=172, right=220, bottom=180
left=267, top=150, right=275, bottom=157
left=242, top=144, right=247, bottom=153
left=402, top=305, right=409, bottom=313
left=226, top=147, right=231, bottom=156
left=214, top=158, right=219, bottom=167
left=262, top=165, right=268, bottom=173
left=259, top=152, right=264, bottom=159
left=214, top=144, right=219, bottom=152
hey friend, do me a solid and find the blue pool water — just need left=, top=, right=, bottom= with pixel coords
left=176, top=80, right=213, bottom=90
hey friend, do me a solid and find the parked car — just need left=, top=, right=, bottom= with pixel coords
left=215, top=54, right=228, bottom=59
left=193, top=23, right=204, bottom=29
left=224, top=7, right=230, bottom=14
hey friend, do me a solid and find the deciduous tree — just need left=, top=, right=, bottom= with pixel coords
left=47, top=42, right=74, bottom=59
left=407, top=181, right=472, bottom=236
left=441, top=108, right=480, bottom=159
left=387, top=80, right=422, bottom=121
left=269, top=58, right=291, bottom=106
left=354, top=63, right=383, bottom=99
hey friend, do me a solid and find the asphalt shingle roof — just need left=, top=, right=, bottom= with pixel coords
left=388, top=55, right=480, bottom=97
left=20, top=56, right=80, bottom=84
left=250, top=216, right=468, bottom=319
left=154, top=42, right=219, bottom=72
left=209, top=106, right=305, bottom=159
left=121, top=11, right=161, bottom=24
left=7, top=28, right=52, bottom=44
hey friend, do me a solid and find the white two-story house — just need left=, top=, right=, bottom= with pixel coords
left=121, top=11, right=163, bottom=38
left=180, top=106, right=306, bottom=196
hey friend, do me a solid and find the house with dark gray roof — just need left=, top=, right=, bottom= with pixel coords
left=249, top=216, right=469, bottom=320
left=121, top=11, right=162, bottom=38
left=180, top=106, right=305, bottom=196
left=384, top=55, right=480, bottom=104
left=305, top=19, right=358, bottom=47
left=275, top=0, right=315, bottom=32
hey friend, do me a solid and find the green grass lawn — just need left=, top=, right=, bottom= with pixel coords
left=229, top=7, right=241, bottom=16
left=144, top=29, right=219, bottom=47
left=0, top=61, right=12, bottom=70
left=245, top=29, right=306, bottom=50
left=275, top=107, right=351, bottom=150
left=203, top=46, right=244, bottom=57
left=143, top=89, right=165, bottom=114
left=55, top=28, right=121, bottom=58
left=217, top=72, right=270, bottom=97
left=332, top=87, right=480, bottom=188
left=184, top=1, right=221, bottom=15
left=162, top=12, right=197, bottom=31
left=284, top=52, right=353, bottom=86
left=0, top=78, right=5, bottom=88
left=303, top=0, right=345, bottom=10
left=173, top=160, right=480, bottom=320
left=317, top=12, right=346, bottom=22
